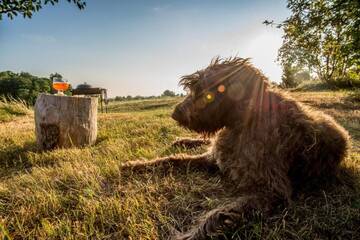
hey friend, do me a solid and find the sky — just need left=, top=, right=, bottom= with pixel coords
left=0, top=0, right=290, bottom=97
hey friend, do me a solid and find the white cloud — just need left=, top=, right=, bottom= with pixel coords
left=151, top=5, right=170, bottom=13
left=20, top=34, right=57, bottom=44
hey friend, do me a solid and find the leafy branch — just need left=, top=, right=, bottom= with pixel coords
left=0, top=0, right=86, bottom=20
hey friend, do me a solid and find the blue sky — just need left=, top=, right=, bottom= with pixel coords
left=0, top=0, right=289, bottom=97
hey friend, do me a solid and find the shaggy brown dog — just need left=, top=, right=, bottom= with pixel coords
left=121, top=57, right=350, bottom=239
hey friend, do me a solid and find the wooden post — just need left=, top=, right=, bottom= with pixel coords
left=104, top=89, right=108, bottom=113
left=100, top=94, right=103, bottom=113
left=34, top=94, right=98, bottom=150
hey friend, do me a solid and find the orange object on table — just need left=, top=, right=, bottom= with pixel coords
left=53, top=82, right=69, bottom=91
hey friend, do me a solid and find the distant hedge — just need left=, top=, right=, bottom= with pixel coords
left=0, top=71, right=51, bottom=105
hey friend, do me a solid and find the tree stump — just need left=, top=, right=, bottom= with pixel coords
left=34, top=94, right=98, bottom=150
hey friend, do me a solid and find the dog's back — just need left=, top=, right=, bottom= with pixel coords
left=212, top=88, right=350, bottom=197
left=284, top=97, right=350, bottom=187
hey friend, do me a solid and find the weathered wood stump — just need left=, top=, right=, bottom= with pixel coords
left=34, top=94, right=98, bottom=150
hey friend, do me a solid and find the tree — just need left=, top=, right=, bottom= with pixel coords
left=161, top=90, right=176, bottom=97
left=266, top=0, right=360, bottom=87
left=0, top=71, right=52, bottom=105
left=295, top=70, right=311, bottom=83
left=281, top=64, right=300, bottom=88
left=280, top=64, right=311, bottom=88
left=0, top=0, right=86, bottom=20
left=115, top=96, right=125, bottom=101
left=49, top=72, right=63, bottom=81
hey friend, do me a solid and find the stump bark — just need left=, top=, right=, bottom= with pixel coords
left=34, top=94, right=98, bottom=150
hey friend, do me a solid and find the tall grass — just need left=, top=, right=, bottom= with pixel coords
left=0, top=97, right=31, bottom=122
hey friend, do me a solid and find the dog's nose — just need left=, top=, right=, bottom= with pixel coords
left=172, top=105, right=184, bottom=122
left=171, top=107, right=181, bottom=121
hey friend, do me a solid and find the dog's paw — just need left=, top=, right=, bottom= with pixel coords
left=201, top=209, right=240, bottom=237
left=216, top=211, right=238, bottom=228
left=173, top=231, right=197, bottom=240
left=172, top=209, right=240, bottom=240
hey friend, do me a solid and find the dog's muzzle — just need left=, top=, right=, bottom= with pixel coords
left=172, top=104, right=189, bottom=125
left=172, top=105, right=183, bottom=121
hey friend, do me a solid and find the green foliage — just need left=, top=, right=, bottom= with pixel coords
left=281, top=64, right=298, bottom=88
left=295, top=70, right=311, bottom=83
left=281, top=64, right=305, bottom=88
left=161, top=90, right=176, bottom=97
left=293, top=80, right=334, bottom=92
left=281, top=63, right=311, bottom=88
left=0, top=0, right=86, bottom=20
left=49, top=72, right=63, bottom=81
left=0, top=71, right=51, bottom=105
left=268, top=0, right=360, bottom=87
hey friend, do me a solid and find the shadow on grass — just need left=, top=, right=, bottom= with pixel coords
left=345, top=90, right=360, bottom=103
left=159, top=137, right=210, bottom=157
left=161, top=145, right=209, bottom=158
left=95, top=135, right=109, bottom=145
left=0, top=141, right=42, bottom=178
left=116, top=151, right=360, bottom=239
left=300, top=100, right=359, bottom=111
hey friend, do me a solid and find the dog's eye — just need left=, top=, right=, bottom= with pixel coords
left=204, top=92, right=214, bottom=103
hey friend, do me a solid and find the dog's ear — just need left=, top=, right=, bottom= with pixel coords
left=224, top=67, right=255, bottom=102
left=224, top=65, right=269, bottom=103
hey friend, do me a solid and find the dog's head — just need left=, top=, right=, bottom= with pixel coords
left=172, top=57, right=269, bottom=134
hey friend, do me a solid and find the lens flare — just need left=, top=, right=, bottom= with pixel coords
left=217, top=84, right=225, bottom=93
left=205, top=92, right=214, bottom=102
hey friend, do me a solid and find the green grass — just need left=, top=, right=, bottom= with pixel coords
left=0, top=90, right=359, bottom=239
left=106, top=97, right=181, bottom=113
left=293, top=80, right=335, bottom=92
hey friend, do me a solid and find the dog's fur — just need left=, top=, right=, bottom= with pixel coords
left=121, top=57, right=350, bottom=239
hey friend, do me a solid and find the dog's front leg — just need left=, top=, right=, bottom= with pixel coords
left=172, top=138, right=211, bottom=149
left=120, top=153, right=218, bottom=173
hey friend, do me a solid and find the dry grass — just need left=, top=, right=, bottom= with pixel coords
left=0, top=90, right=359, bottom=239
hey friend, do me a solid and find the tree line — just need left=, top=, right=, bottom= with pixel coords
left=0, top=71, right=52, bottom=105
left=112, top=90, right=183, bottom=102
left=0, top=71, right=73, bottom=105
left=0, top=71, right=181, bottom=105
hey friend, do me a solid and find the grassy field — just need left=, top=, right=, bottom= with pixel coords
left=0, top=90, right=359, bottom=239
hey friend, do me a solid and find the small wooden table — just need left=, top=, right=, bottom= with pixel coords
left=72, top=87, right=108, bottom=113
